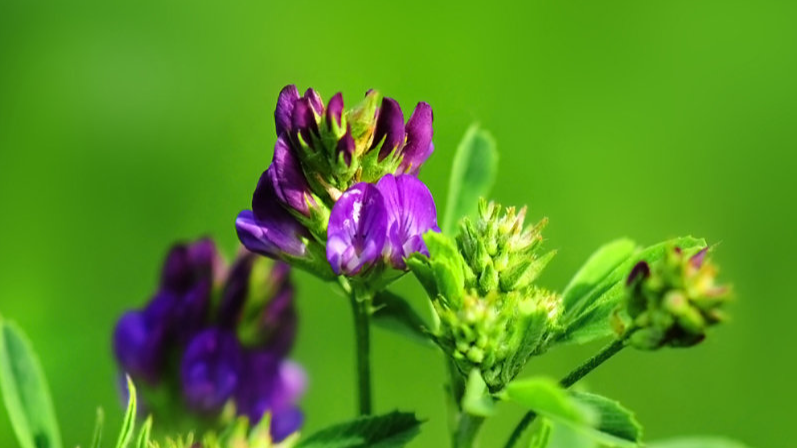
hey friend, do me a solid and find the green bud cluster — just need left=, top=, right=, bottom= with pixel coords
left=622, top=246, right=730, bottom=350
left=408, top=200, right=560, bottom=392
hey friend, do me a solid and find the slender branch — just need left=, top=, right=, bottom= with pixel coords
left=350, top=287, right=374, bottom=415
left=502, top=338, right=628, bottom=448
left=453, top=412, right=486, bottom=448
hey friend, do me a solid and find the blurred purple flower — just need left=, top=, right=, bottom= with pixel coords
left=235, top=351, right=307, bottom=443
left=180, top=328, right=244, bottom=414
left=326, top=183, right=388, bottom=276
left=112, top=310, right=166, bottom=385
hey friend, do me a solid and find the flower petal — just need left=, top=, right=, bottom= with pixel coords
left=180, top=328, right=244, bottom=414
left=326, top=92, right=344, bottom=129
left=269, top=135, right=315, bottom=216
left=371, top=97, right=405, bottom=159
left=303, top=88, right=324, bottom=115
left=326, top=183, right=388, bottom=276
left=275, top=85, right=300, bottom=136
left=400, top=102, right=434, bottom=174
left=376, top=174, right=439, bottom=269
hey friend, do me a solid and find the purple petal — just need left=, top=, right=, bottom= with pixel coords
left=371, top=97, right=406, bottom=159
left=400, top=102, right=434, bottom=174
left=271, top=408, right=304, bottom=443
left=269, top=135, right=315, bottom=216
left=303, top=88, right=324, bottom=115
left=337, top=124, right=356, bottom=165
left=291, top=98, right=319, bottom=143
left=326, top=92, right=344, bottom=129
left=160, top=239, right=219, bottom=293
left=260, top=284, right=297, bottom=355
left=180, top=329, right=244, bottom=414
left=173, top=279, right=212, bottom=344
left=271, top=360, right=307, bottom=411
left=376, top=174, right=439, bottom=269
left=275, top=85, right=300, bottom=137
left=234, top=350, right=281, bottom=422
left=113, top=310, right=166, bottom=385
left=690, top=247, right=708, bottom=268
left=240, top=174, right=310, bottom=258
left=236, top=210, right=308, bottom=259
left=627, top=261, right=651, bottom=286
left=326, top=183, right=388, bottom=276
left=217, top=252, right=257, bottom=327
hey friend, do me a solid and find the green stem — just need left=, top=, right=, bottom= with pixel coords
left=445, top=361, right=486, bottom=448
left=454, top=413, right=486, bottom=448
left=502, top=338, right=628, bottom=448
left=350, top=288, right=373, bottom=416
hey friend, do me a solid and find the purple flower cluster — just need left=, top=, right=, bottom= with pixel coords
left=237, top=85, right=440, bottom=279
left=112, top=239, right=304, bottom=442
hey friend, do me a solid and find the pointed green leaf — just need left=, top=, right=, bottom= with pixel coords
left=562, top=239, right=637, bottom=313
left=442, top=124, right=498, bottom=235
left=372, top=291, right=433, bottom=347
left=0, top=317, right=63, bottom=448
left=135, top=416, right=152, bottom=448
left=506, top=378, right=640, bottom=447
left=647, top=437, right=750, bottom=448
left=505, top=377, right=591, bottom=425
left=544, top=419, right=597, bottom=448
left=90, top=408, right=105, bottom=448
left=296, top=411, right=423, bottom=448
left=570, top=392, right=642, bottom=444
left=115, top=376, right=137, bottom=448
left=462, top=370, right=495, bottom=417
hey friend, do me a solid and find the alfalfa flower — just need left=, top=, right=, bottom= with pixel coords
left=112, top=239, right=305, bottom=442
left=622, top=246, right=730, bottom=350
left=237, top=85, right=437, bottom=282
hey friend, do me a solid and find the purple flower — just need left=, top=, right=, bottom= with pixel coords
left=180, top=328, right=244, bottom=414
left=217, top=252, right=257, bottom=327
left=113, top=310, right=167, bottom=385
left=399, top=102, right=434, bottom=175
left=235, top=352, right=306, bottom=442
left=236, top=172, right=310, bottom=259
left=372, top=97, right=406, bottom=159
left=275, top=85, right=300, bottom=136
left=376, top=174, right=439, bottom=269
left=326, top=183, right=388, bottom=276
left=268, top=135, right=316, bottom=217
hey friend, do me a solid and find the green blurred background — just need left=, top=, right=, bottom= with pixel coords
left=1, top=0, right=794, bottom=446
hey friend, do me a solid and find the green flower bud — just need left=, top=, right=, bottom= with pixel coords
left=622, top=246, right=730, bottom=350
left=408, top=200, right=561, bottom=392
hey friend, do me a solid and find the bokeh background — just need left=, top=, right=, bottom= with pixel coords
left=1, top=0, right=795, bottom=446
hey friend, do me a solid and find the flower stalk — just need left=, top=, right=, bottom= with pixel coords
left=348, top=282, right=375, bottom=416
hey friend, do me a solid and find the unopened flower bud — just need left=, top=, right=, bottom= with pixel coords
left=623, top=246, right=730, bottom=350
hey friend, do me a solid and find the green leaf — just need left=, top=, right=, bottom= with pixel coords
left=372, top=291, right=433, bottom=347
left=555, top=236, right=706, bottom=346
left=647, top=437, right=750, bottom=448
left=461, top=370, right=495, bottom=417
left=90, top=408, right=105, bottom=448
left=544, top=419, right=597, bottom=448
left=0, top=317, right=63, bottom=448
left=562, top=239, right=637, bottom=313
left=115, top=376, right=138, bottom=448
left=442, top=124, right=498, bottom=235
left=506, top=378, right=639, bottom=447
left=296, top=411, right=423, bottom=448
left=569, top=392, right=642, bottom=444
left=505, top=377, right=591, bottom=425
left=134, top=417, right=152, bottom=448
